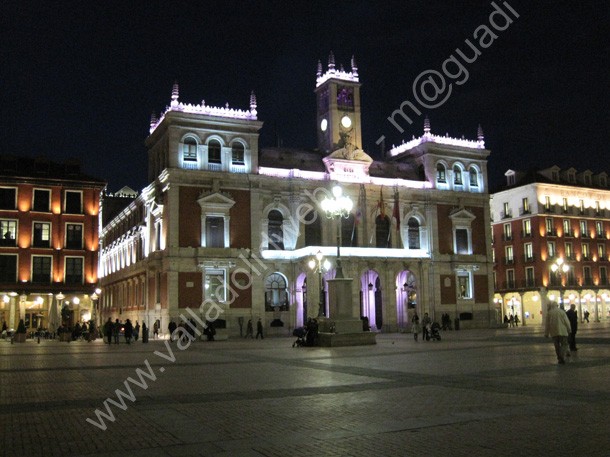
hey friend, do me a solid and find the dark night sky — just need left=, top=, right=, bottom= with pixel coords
left=1, top=0, right=609, bottom=193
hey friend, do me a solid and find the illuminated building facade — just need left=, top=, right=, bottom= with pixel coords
left=492, top=167, right=610, bottom=324
left=98, top=55, right=494, bottom=336
left=0, top=156, right=105, bottom=332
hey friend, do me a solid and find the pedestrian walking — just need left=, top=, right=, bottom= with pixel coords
left=153, top=320, right=159, bottom=339
left=124, top=319, right=133, bottom=345
left=104, top=317, right=113, bottom=344
left=584, top=310, right=590, bottom=323
left=133, top=321, right=140, bottom=342
left=168, top=320, right=177, bottom=342
left=566, top=304, right=578, bottom=351
left=411, top=312, right=421, bottom=341
left=244, top=319, right=254, bottom=338
left=544, top=302, right=572, bottom=364
left=112, top=319, right=121, bottom=344
left=256, top=318, right=264, bottom=339
left=421, top=313, right=431, bottom=341
left=142, top=322, right=148, bottom=343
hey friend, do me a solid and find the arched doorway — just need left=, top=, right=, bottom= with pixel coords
left=396, top=270, right=417, bottom=329
left=361, top=270, right=382, bottom=330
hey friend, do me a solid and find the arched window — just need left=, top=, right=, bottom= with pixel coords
left=469, top=166, right=478, bottom=187
left=375, top=215, right=390, bottom=248
left=453, top=165, right=463, bottom=185
left=208, top=140, right=222, bottom=164
left=268, top=210, right=284, bottom=250
left=183, top=137, right=197, bottom=162
left=408, top=217, right=420, bottom=249
left=341, top=214, right=358, bottom=247
left=436, top=164, right=446, bottom=183
left=304, top=209, right=322, bottom=246
left=231, top=143, right=245, bottom=165
left=265, top=273, right=288, bottom=311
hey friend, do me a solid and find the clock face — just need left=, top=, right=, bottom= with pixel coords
left=341, top=115, right=352, bottom=128
left=320, top=118, right=328, bottom=132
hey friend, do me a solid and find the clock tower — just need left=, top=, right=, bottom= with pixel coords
left=314, top=52, right=362, bottom=154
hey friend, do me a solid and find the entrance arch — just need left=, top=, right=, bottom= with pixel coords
left=396, top=270, right=417, bottom=330
left=361, top=270, right=382, bottom=330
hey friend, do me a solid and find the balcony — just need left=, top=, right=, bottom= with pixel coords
left=502, top=280, right=517, bottom=290
left=0, top=237, right=16, bottom=247
left=582, top=277, right=594, bottom=286
left=521, top=278, right=538, bottom=288
left=503, top=257, right=515, bottom=265
left=599, top=276, right=610, bottom=285
left=549, top=277, right=562, bottom=287
left=32, top=239, right=51, bottom=248
left=565, top=253, right=576, bottom=261
left=564, top=230, right=574, bottom=238
left=501, top=210, right=513, bottom=219
left=520, top=230, right=532, bottom=239
left=581, top=232, right=591, bottom=239
left=519, top=207, right=531, bottom=216
left=546, top=229, right=557, bottom=237
left=502, top=233, right=513, bottom=242
left=582, top=254, right=592, bottom=261
left=566, top=277, right=578, bottom=287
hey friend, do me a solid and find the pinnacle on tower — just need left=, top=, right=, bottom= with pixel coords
left=424, top=116, right=431, bottom=134
left=171, top=81, right=179, bottom=107
left=317, top=59, right=323, bottom=77
left=150, top=111, right=157, bottom=127
left=477, top=124, right=484, bottom=141
left=250, top=91, right=257, bottom=111
left=351, top=55, right=358, bottom=76
left=328, top=51, right=335, bottom=71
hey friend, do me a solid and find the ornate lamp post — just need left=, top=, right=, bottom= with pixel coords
left=321, top=185, right=353, bottom=278
left=551, top=257, right=570, bottom=304
left=308, top=251, right=331, bottom=317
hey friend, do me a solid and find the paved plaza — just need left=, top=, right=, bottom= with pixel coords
left=1, top=323, right=609, bottom=457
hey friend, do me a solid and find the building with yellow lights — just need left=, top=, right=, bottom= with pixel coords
left=491, top=167, right=610, bottom=325
left=0, top=156, right=106, bottom=334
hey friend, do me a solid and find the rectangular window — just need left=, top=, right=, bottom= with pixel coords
left=545, top=218, right=554, bottom=235
left=503, top=223, right=512, bottom=241
left=32, top=256, right=52, bottom=283
left=601, top=266, right=608, bottom=285
left=455, top=228, right=470, bottom=254
left=580, top=220, right=588, bottom=237
left=66, top=224, right=83, bottom=249
left=579, top=199, right=585, bottom=214
left=183, top=143, right=197, bottom=162
left=505, top=245, right=514, bottom=264
left=562, top=198, right=568, bottom=213
left=545, top=196, right=551, bottom=211
left=0, top=255, right=17, bottom=282
left=65, top=257, right=83, bottom=284
left=65, top=191, right=82, bottom=214
left=525, top=267, right=535, bottom=287
left=522, top=197, right=529, bottom=214
left=596, top=221, right=604, bottom=237
left=522, top=219, right=531, bottom=237
left=0, top=188, right=16, bottom=210
left=33, top=222, right=51, bottom=248
left=524, top=243, right=533, bottom=262
left=503, top=202, right=510, bottom=218
left=205, top=269, right=225, bottom=301
left=547, top=241, right=556, bottom=258
left=205, top=217, right=225, bottom=248
left=457, top=272, right=471, bottom=298
left=565, top=242, right=573, bottom=260
left=583, top=266, right=592, bottom=284
left=597, top=243, right=606, bottom=260
left=33, top=189, right=51, bottom=212
left=595, top=201, right=601, bottom=215
left=0, top=220, right=17, bottom=246
left=582, top=243, right=590, bottom=260
left=507, top=269, right=515, bottom=288
left=563, top=219, right=571, bottom=236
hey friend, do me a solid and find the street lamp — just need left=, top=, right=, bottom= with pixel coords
left=309, top=251, right=331, bottom=317
left=551, top=257, right=570, bottom=285
left=321, top=185, right=353, bottom=278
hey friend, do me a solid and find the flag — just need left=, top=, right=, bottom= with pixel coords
left=392, top=191, right=400, bottom=232
left=378, top=186, right=385, bottom=219
left=355, top=186, right=363, bottom=225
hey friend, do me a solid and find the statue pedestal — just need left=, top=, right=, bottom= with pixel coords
left=317, top=277, right=376, bottom=347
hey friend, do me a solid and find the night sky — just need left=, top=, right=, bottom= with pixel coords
left=2, top=1, right=609, bottom=193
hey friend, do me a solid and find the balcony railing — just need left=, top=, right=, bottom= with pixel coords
left=546, top=229, right=557, bottom=237
left=582, top=277, right=594, bottom=286
left=501, top=210, right=513, bottom=219
left=502, top=280, right=517, bottom=290
left=520, top=231, right=532, bottom=239
left=519, top=207, right=531, bottom=216
left=503, top=257, right=515, bottom=265
left=523, top=254, right=536, bottom=263
left=599, top=276, right=610, bottom=285
left=564, top=230, right=574, bottom=237
left=502, top=233, right=513, bottom=242
left=582, top=254, right=592, bottom=261
left=521, top=278, right=538, bottom=288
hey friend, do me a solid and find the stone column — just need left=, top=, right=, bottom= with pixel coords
left=9, top=297, right=16, bottom=330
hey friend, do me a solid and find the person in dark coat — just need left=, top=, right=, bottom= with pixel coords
left=124, top=319, right=133, bottom=345
left=256, top=318, right=264, bottom=339
left=104, top=318, right=113, bottom=344
left=112, top=319, right=121, bottom=344
left=566, top=304, right=579, bottom=351
left=244, top=319, right=253, bottom=338
left=133, top=321, right=140, bottom=342
left=168, top=320, right=177, bottom=342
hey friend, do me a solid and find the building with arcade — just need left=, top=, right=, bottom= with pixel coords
left=98, top=54, right=495, bottom=337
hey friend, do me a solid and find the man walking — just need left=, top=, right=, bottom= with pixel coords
left=544, top=302, right=572, bottom=364
left=255, top=318, right=264, bottom=339
left=566, top=304, right=579, bottom=352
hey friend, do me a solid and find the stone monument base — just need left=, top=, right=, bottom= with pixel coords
left=316, top=317, right=376, bottom=347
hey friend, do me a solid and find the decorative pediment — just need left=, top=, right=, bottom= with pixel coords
left=197, top=191, right=235, bottom=211
left=449, top=207, right=476, bottom=224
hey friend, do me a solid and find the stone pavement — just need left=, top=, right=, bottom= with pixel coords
left=1, top=322, right=609, bottom=457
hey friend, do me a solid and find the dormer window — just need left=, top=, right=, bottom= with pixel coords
left=507, top=174, right=515, bottom=186
left=584, top=174, right=591, bottom=185
left=568, top=172, right=575, bottom=183
left=552, top=171, right=559, bottom=181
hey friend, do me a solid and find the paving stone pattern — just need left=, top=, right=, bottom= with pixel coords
left=1, top=323, right=609, bottom=457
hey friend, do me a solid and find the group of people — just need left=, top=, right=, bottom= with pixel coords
left=244, top=318, right=264, bottom=339
left=167, top=318, right=201, bottom=342
left=544, top=302, right=579, bottom=365
left=103, top=318, right=144, bottom=345
left=503, top=314, right=521, bottom=327
left=410, top=312, right=440, bottom=341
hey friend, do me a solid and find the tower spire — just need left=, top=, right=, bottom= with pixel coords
left=477, top=124, right=484, bottom=141
left=150, top=111, right=157, bottom=127
left=317, top=59, right=322, bottom=77
left=250, top=90, right=257, bottom=116
left=171, top=81, right=179, bottom=107
left=328, top=51, right=335, bottom=72
left=424, top=116, right=431, bottom=134
left=351, top=55, right=358, bottom=77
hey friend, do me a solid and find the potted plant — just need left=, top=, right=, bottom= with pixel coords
left=13, top=319, right=27, bottom=343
